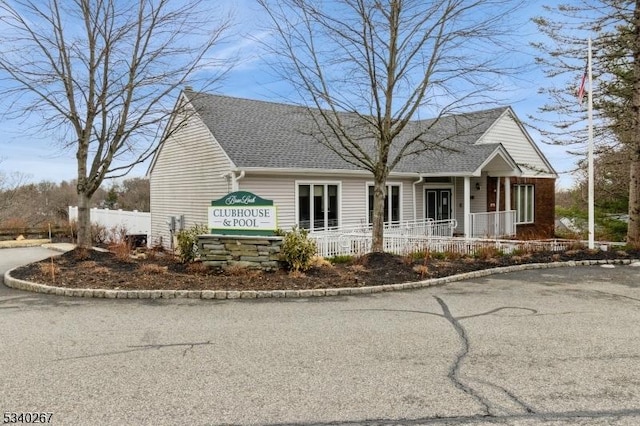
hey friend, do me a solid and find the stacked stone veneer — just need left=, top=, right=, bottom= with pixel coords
left=198, top=234, right=285, bottom=271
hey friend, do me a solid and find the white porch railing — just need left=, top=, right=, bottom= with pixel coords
left=312, top=233, right=576, bottom=258
left=469, top=210, right=516, bottom=238
left=310, top=219, right=457, bottom=257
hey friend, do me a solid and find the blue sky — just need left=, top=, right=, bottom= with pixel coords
left=0, top=0, right=580, bottom=189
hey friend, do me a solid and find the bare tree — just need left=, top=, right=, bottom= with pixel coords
left=0, top=0, right=233, bottom=248
left=0, top=160, right=29, bottom=225
left=258, top=0, right=525, bottom=252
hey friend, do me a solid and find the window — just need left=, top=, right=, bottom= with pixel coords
left=367, top=184, right=401, bottom=224
left=297, top=183, right=339, bottom=231
left=513, top=184, right=534, bottom=224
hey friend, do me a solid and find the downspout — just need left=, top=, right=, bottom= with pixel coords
left=221, top=171, right=245, bottom=192
left=232, top=170, right=245, bottom=192
left=412, top=175, right=424, bottom=221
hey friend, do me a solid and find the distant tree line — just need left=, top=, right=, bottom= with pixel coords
left=0, top=175, right=149, bottom=230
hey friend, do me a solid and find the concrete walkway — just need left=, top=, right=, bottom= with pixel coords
left=0, top=239, right=75, bottom=252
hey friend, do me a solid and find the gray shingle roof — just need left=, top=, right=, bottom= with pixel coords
left=185, top=90, right=510, bottom=174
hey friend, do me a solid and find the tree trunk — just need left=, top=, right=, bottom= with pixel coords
left=629, top=153, right=640, bottom=248
left=76, top=191, right=92, bottom=249
left=371, top=178, right=387, bottom=252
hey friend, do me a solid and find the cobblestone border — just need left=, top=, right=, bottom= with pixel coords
left=4, top=258, right=640, bottom=300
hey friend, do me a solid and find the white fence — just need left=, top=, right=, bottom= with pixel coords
left=68, top=206, right=151, bottom=244
left=310, top=217, right=577, bottom=258
left=469, top=210, right=517, bottom=238
left=310, top=219, right=458, bottom=257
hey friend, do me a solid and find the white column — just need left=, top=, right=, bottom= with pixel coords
left=505, top=177, right=511, bottom=211
left=464, top=176, right=471, bottom=238
left=495, top=177, right=501, bottom=237
left=496, top=177, right=501, bottom=212
left=505, top=177, right=513, bottom=235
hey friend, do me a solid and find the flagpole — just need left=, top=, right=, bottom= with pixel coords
left=587, top=37, right=595, bottom=249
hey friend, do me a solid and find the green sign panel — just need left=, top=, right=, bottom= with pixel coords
left=208, top=191, right=277, bottom=236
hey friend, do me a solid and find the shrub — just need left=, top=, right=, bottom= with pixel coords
left=280, top=226, right=317, bottom=272
left=474, top=246, right=504, bottom=260
left=311, top=255, right=333, bottom=268
left=412, top=264, right=429, bottom=278
left=91, top=223, right=108, bottom=245
left=110, top=240, right=133, bottom=262
left=329, top=255, right=353, bottom=264
left=175, top=224, right=209, bottom=263
left=442, top=250, right=464, bottom=261
left=406, top=250, right=428, bottom=263
left=39, top=260, right=60, bottom=279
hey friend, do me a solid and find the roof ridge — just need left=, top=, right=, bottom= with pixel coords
left=185, top=90, right=510, bottom=122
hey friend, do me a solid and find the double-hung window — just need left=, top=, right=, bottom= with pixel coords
left=297, top=183, right=339, bottom=231
left=513, top=184, right=534, bottom=224
left=367, top=184, right=401, bottom=224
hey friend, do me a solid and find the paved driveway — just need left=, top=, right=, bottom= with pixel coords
left=2, top=247, right=640, bottom=425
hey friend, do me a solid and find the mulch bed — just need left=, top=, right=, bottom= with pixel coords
left=9, top=246, right=640, bottom=292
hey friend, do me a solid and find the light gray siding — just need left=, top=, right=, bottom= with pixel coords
left=239, top=174, right=419, bottom=230
left=237, top=175, right=297, bottom=229
left=478, top=111, right=555, bottom=177
left=452, top=176, right=485, bottom=232
left=150, top=113, right=232, bottom=249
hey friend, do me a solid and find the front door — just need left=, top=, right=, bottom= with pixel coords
left=425, top=189, right=452, bottom=221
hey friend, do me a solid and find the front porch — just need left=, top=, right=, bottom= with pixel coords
left=309, top=214, right=517, bottom=258
left=309, top=220, right=569, bottom=258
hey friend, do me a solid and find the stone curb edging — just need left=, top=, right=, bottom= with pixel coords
left=0, top=239, right=52, bottom=249
left=4, top=258, right=640, bottom=300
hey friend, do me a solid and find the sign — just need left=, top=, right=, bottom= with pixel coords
left=208, top=191, right=277, bottom=235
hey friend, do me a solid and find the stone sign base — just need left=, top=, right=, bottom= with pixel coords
left=198, top=234, right=285, bottom=271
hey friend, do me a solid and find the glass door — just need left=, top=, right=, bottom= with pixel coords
left=425, top=189, right=452, bottom=221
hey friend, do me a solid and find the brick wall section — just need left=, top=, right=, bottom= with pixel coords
left=486, top=177, right=556, bottom=239
left=513, top=177, right=555, bottom=239
left=198, top=235, right=285, bottom=271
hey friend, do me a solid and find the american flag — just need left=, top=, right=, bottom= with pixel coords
left=577, top=62, right=588, bottom=104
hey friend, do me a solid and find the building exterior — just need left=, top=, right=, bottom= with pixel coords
left=148, top=90, right=557, bottom=249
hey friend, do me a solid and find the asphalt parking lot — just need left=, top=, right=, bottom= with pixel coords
left=1, top=247, right=640, bottom=425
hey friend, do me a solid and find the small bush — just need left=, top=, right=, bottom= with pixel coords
left=406, top=250, right=428, bottom=263
left=442, top=250, right=464, bottom=261
left=413, top=264, right=429, bottom=278
left=329, top=255, right=353, bottom=264
left=474, top=246, right=504, bottom=260
left=311, top=256, right=333, bottom=268
left=431, top=251, right=448, bottom=260
left=39, top=261, right=60, bottom=277
left=110, top=240, right=132, bottom=262
left=281, top=226, right=317, bottom=272
left=176, top=224, right=209, bottom=263
left=91, top=223, right=108, bottom=245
